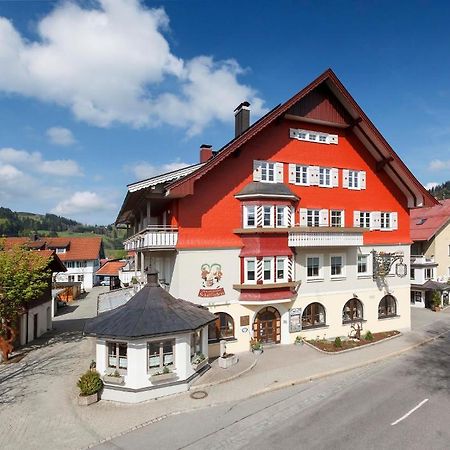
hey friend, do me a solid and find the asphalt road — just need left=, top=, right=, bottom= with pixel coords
left=96, top=332, right=450, bottom=450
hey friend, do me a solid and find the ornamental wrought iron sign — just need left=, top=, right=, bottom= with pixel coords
left=371, top=250, right=407, bottom=280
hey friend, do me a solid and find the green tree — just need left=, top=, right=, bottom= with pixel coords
left=0, top=239, right=51, bottom=361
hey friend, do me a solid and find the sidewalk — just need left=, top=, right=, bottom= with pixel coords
left=0, top=305, right=448, bottom=450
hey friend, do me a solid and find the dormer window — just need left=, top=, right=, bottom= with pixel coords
left=56, top=248, right=66, bottom=254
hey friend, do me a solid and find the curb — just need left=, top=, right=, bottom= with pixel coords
left=302, top=332, right=402, bottom=355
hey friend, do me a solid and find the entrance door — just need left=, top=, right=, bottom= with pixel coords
left=253, top=307, right=281, bottom=344
left=33, top=314, right=38, bottom=340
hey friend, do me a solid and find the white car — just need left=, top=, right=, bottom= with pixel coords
left=100, top=279, right=110, bottom=286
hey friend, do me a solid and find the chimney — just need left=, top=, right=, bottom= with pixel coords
left=200, top=144, right=213, bottom=163
left=147, top=272, right=159, bottom=286
left=234, top=101, right=250, bottom=137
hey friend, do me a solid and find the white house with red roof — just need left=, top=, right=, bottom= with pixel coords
left=410, top=199, right=450, bottom=308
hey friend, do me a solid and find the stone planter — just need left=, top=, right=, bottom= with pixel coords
left=252, top=348, right=263, bottom=356
left=103, top=374, right=125, bottom=385
left=192, top=358, right=208, bottom=372
left=78, top=392, right=99, bottom=406
left=218, top=354, right=238, bottom=369
left=150, top=372, right=178, bottom=384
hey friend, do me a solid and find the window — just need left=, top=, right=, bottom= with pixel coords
left=263, top=257, right=274, bottom=282
left=330, top=255, right=344, bottom=277
left=245, top=258, right=256, bottom=284
left=244, top=205, right=256, bottom=228
left=148, top=339, right=175, bottom=370
left=77, top=275, right=84, bottom=282
left=261, top=161, right=275, bottom=182
left=348, top=170, right=359, bottom=189
left=307, top=209, right=320, bottom=227
left=342, top=298, right=363, bottom=323
left=410, top=268, right=415, bottom=280
left=411, top=291, right=422, bottom=304
left=56, top=247, right=66, bottom=254
left=425, top=268, right=433, bottom=279
left=319, top=168, right=332, bottom=187
left=290, top=128, right=338, bottom=145
left=380, top=212, right=391, bottom=229
left=359, top=212, right=371, bottom=228
left=190, top=331, right=202, bottom=358
left=378, top=295, right=397, bottom=319
left=68, top=275, right=75, bottom=282
left=276, top=206, right=289, bottom=227
left=108, top=342, right=127, bottom=370
left=263, top=206, right=274, bottom=227
left=330, top=210, right=343, bottom=227
left=66, top=261, right=74, bottom=269
left=319, top=134, right=327, bottom=143
left=208, top=313, right=235, bottom=342
left=276, top=257, right=287, bottom=282
left=307, top=256, right=321, bottom=279
left=295, top=165, right=308, bottom=185
left=302, top=303, right=326, bottom=328
left=309, top=133, right=317, bottom=142
left=76, top=260, right=87, bottom=268
left=357, top=255, right=368, bottom=275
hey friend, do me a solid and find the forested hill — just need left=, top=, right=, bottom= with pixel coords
left=428, top=181, right=450, bottom=200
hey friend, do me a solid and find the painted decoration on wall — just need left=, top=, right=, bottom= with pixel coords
left=198, top=263, right=225, bottom=298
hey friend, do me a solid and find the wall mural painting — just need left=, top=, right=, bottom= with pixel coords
left=198, top=263, right=225, bottom=298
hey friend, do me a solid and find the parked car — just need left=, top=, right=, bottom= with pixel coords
left=100, top=279, right=110, bottom=286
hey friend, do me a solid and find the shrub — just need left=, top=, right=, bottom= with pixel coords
left=432, top=291, right=442, bottom=308
left=77, top=370, right=103, bottom=396
left=364, top=331, right=374, bottom=341
left=334, top=337, right=342, bottom=348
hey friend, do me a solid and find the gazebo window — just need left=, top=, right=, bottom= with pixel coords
left=191, top=330, right=202, bottom=357
left=378, top=295, right=397, bottom=319
left=302, top=303, right=326, bottom=329
left=148, top=339, right=175, bottom=370
left=107, top=342, right=128, bottom=370
left=208, top=313, right=235, bottom=342
left=342, top=298, right=363, bottom=323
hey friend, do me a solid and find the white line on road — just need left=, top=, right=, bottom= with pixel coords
left=391, top=399, right=429, bottom=426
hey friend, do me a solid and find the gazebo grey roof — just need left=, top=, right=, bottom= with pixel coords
left=411, top=280, right=450, bottom=291
left=235, top=181, right=298, bottom=200
left=84, top=280, right=216, bottom=340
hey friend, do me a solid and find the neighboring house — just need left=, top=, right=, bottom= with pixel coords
left=4, top=236, right=104, bottom=291
left=116, top=69, right=436, bottom=356
left=410, top=199, right=450, bottom=308
left=96, top=259, right=126, bottom=289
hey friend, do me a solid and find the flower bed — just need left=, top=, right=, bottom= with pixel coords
left=307, top=331, right=400, bottom=352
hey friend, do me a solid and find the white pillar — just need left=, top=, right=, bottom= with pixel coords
left=141, top=252, right=146, bottom=276
left=201, top=326, right=209, bottom=358
left=96, top=340, right=107, bottom=374
left=176, top=334, right=192, bottom=381
left=126, top=341, right=148, bottom=389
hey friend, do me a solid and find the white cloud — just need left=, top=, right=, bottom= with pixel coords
left=0, top=163, right=24, bottom=180
left=46, top=126, right=76, bottom=146
left=0, top=0, right=266, bottom=135
left=125, top=159, right=190, bottom=180
left=52, top=191, right=112, bottom=216
left=424, top=182, right=439, bottom=190
left=428, top=159, right=450, bottom=170
left=0, top=147, right=82, bottom=176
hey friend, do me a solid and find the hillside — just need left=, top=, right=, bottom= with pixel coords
left=428, top=181, right=450, bottom=200
left=0, top=207, right=126, bottom=258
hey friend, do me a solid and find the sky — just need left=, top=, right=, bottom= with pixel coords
left=0, top=0, right=449, bottom=225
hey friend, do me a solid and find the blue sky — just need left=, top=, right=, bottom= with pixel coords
left=0, top=0, right=449, bottom=225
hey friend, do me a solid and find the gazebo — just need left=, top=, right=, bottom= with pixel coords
left=84, top=274, right=216, bottom=403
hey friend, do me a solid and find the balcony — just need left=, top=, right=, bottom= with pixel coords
left=410, top=255, right=437, bottom=266
left=288, top=227, right=364, bottom=247
left=124, top=226, right=178, bottom=251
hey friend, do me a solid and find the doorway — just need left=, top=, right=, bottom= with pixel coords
left=33, top=314, right=38, bottom=340
left=253, top=306, right=281, bottom=344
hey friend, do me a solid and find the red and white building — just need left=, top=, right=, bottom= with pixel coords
left=116, top=69, right=436, bottom=354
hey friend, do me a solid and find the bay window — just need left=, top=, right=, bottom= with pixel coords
left=263, top=257, right=274, bottom=282
left=276, top=257, right=287, bottom=282
left=244, top=205, right=256, bottom=228
left=276, top=206, right=289, bottom=227
left=263, top=206, right=274, bottom=227
left=245, top=258, right=256, bottom=283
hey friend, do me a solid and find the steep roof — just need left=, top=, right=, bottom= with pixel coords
left=84, top=281, right=216, bottom=340
left=96, top=260, right=126, bottom=276
left=166, top=69, right=436, bottom=208
left=410, top=199, right=450, bottom=241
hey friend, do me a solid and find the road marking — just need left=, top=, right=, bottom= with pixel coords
left=391, top=399, right=429, bottom=426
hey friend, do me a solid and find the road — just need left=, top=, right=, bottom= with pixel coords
left=96, top=330, right=449, bottom=450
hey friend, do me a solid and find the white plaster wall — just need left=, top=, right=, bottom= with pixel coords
left=55, top=260, right=98, bottom=290
left=25, top=301, right=52, bottom=344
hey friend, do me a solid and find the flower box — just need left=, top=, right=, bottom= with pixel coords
left=103, top=374, right=125, bottom=385
left=192, top=358, right=208, bottom=372
left=150, top=372, right=178, bottom=383
left=78, top=392, right=98, bottom=406
left=218, top=354, right=238, bottom=369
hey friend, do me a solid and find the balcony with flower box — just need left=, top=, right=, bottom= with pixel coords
left=123, top=226, right=178, bottom=251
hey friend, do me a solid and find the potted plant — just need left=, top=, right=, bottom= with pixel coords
left=77, top=370, right=103, bottom=406
left=150, top=366, right=177, bottom=383
left=432, top=291, right=442, bottom=311
left=191, top=353, right=208, bottom=371
left=294, top=335, right=304, bottom=346
left=250, top=338, right=263, bottom=355
left=103, top=369, right=125, bottom=385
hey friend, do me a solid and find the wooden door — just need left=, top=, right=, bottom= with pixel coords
left=254, top=307, right=281, bottom=344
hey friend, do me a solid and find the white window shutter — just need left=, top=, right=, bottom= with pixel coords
left=370, top=211, right=381, bottom=231
left=359, top=171, right=366, bottom=190
left=391, top=212, right=398, bottom=230
left=253, top=160, right=262, bottom=182
left=341, top=210, right=345, bottom=227
left=299, top=208, right=307, bottom=226
left=353, top=211, right=360, bottom=227
left=331, top=168, right=339, bottom=187
left=319, top=209, right=329, bottom=227
left=288, top=164, right=296, bottom=184
left=309, top=166, right=319, bottom=186
left=343, top=169, right=349, bottom=188
left=275, top=162, right=284, bottom=183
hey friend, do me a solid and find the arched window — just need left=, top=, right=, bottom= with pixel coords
left=302, top=303, right=326, bottom=328
left=378, top=295, right=397, bottom=319
left=208, top=312, right=235, bottom=342
left=342, top=298, right=363, bottom=323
